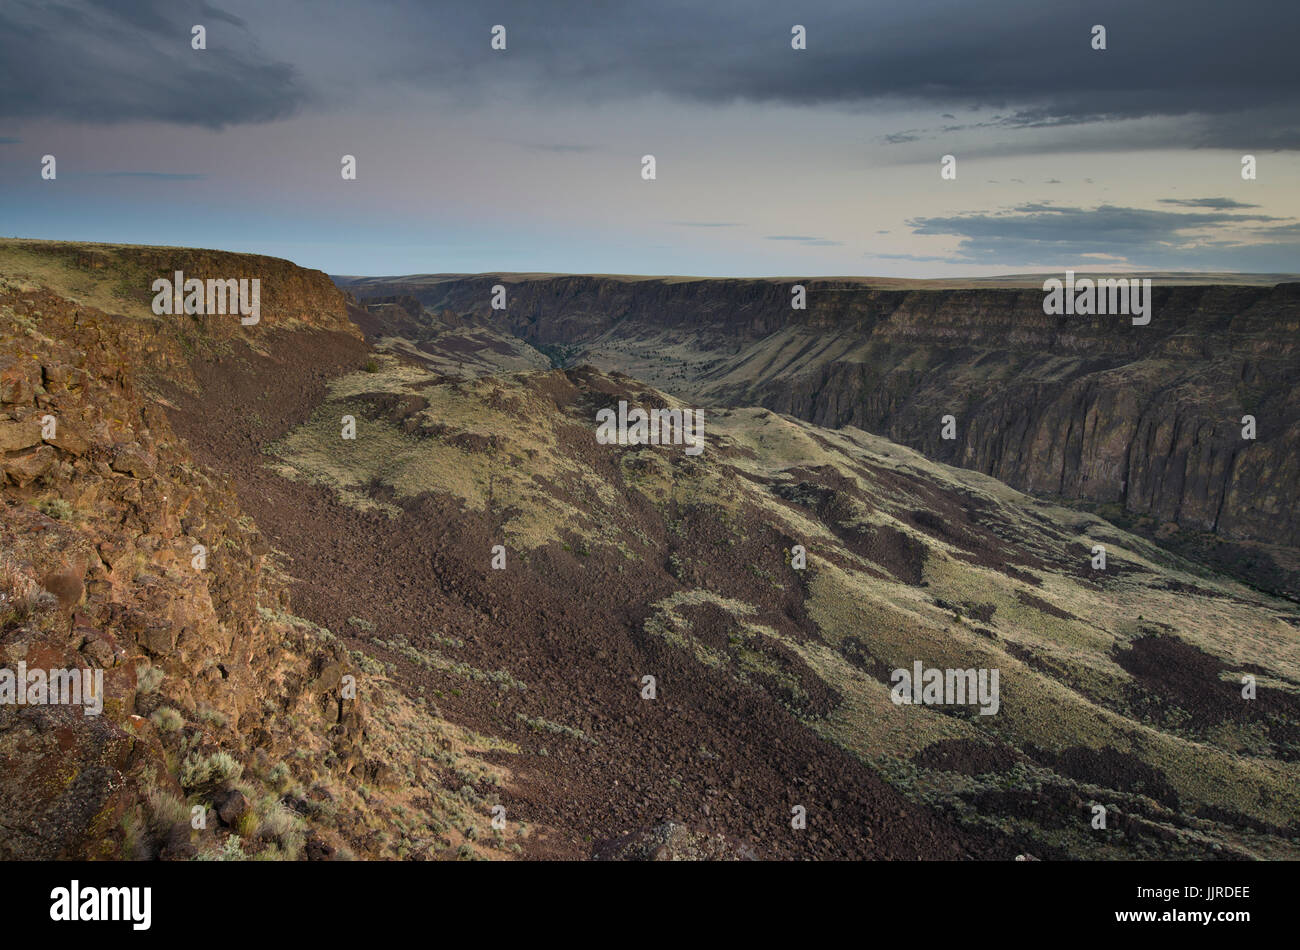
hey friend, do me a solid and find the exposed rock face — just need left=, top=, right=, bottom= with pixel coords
left=341, top=275, right=1300, bottom=595
left=2, top=243, right=530, bottom=862
left=0, top=273, right=363, bottom=859
left=47, top=241, right=355, bottom=333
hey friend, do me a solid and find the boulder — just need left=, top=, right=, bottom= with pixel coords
left=110, top=444, right=155, bottom=477
left=0, top=419, right=40, bottom=452
left=215, top=788, right=251, bottom=826
left=3, top=446, right=56, bottom=485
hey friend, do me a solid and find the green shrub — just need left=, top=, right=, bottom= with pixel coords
left=136, top=663, right=165, bottom=695
left=179, top=751, right=243, bottom=793
left=195, top=835, right=248, bottom=861
left=36, top=498, right=75, bottom=521
left=255, top=799, right=306, bottom=859
left=266, top=761, right=291, bottom=791
left=149, top=707, right=184, bottom=732
left=234, top=811, right=259, bottom=838
left=196, top=705, right=228, bottom=727
left=120, top=810, right=146, bottom=860
left=143, top=786, right=191, bottom=842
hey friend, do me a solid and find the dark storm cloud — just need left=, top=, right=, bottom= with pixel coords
left=905, top=202, right=1300, bottom=268
left=377, top=0, right=1300, bottom=148
left=7, top=0, right=1295, bottom=148
left=0, top=0, right=303, bottom=127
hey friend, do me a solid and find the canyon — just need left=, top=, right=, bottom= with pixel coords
left=3, top=240, right=1297, bottom=863
left=338, top=273, right=1300, bottom=598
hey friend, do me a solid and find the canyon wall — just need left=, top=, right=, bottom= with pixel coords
left=342, top=274, right=1300, bottom=589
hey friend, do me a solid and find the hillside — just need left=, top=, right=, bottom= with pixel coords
left=0, top=242, right=525, bottom=860
left=339, top=273, right=1300, bottom=599
left=254, top=352, right=1300, bottom=858
left=2, top=241, right=1297, bottom=861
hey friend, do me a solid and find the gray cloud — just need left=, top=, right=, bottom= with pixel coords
left=906, top=202, right=1300, bottom=269
left=520, top=143, right=597, bottom=153
left=874, top=252, right=958, bottom=263
left=0, top=0, right=304, bottom=127
left=766, top=235, right=844, bottom=246
left=91, top=171, right=207, bottom=180
left=1158, top=197, right=1260, bottom=210
left=7, top=0, right=1295, bottom=151
left=371, top=0, right=1300, bottom=149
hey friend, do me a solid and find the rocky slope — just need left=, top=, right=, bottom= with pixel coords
left=0, top=242, right=524, bottom=860
left=4, top=242, right=1297, bottom=862
left=338, top=274, right=1300, bottom=597
left=254, top=350, right=1300, bottom=859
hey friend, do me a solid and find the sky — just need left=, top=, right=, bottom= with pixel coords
left=1, top=0, right=1297, bottom=277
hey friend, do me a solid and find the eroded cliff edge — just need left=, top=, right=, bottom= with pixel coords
left=0, top=242, right=516, bottom=860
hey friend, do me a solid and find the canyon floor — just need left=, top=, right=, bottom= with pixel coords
left=2, top=240, right=1298, bottom=861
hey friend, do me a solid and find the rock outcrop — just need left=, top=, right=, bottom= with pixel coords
left=0, top=281, right=366, bottom=858
left=1, top=243, right=512, bottom=861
